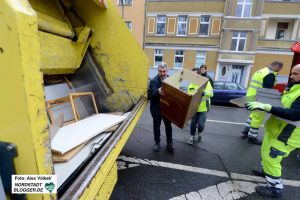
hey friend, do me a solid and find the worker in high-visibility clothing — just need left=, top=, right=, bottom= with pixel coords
left=187, top=67, right=213, bottom=145
left=242, top=61, right=283, bottom=144
left=246, top=64, right=300, bottom=198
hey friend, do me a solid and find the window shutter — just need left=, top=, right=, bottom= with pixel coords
left=189, top=18, right=198, bottom=34
left=211, top=18, right=221, bottom=35
left=148, top=18, right=155, bottom=34
left=167, top=18, right=176, bottom=34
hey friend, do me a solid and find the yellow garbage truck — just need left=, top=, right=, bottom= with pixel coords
left=0, top=0, right=148, bottom=199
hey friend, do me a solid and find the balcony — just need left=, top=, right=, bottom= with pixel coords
left=257, top=39, right=295, bottom=49
left=263, top=1, right=300, bottom=16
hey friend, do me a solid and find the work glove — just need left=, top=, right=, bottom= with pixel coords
left=246, top=101, right=272, bottom=112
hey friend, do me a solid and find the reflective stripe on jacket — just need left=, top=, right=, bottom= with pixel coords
left=246, top=67, right=277, bottom=97
left=265, top=84, right=300, bottom=147
left=188, top=81, right=213, bottom=112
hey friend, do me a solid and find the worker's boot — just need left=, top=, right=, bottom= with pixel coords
left=297, top=149, right=300, bottom=163
left=251, top=168, right=265, bottom=177
left=197, top=132, right=202, bottom=142
left=255, top=186, right=283, bottom=198
left=248, top=136, right=262, bottom=145
left=167, top=143, right=174, bottom=153
left=241, top=126, right=249, bottom=138
left=188, top=136, right=195, bottom=145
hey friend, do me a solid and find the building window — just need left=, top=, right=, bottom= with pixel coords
left=118, top=0, right=133, bottom=6
left=174, top=50, right=184, bottom=68
left=221, top=66, right=227, bottom=76
left=231, top=32, right=247, bottom=51
left=177, top=15, right=188, bottom=36
left=275, top=22, right=289, bottom=40
left=125, top=21, right=132, bottom=31
left=199, top=15, right=210, bottom=36
left=195, top=51, right=206, bottom=68
left=154, top=49, right=164, bottom=67
left=156, top=15, right=166, bottom=35
left=235, top=0, right=252, bottom=18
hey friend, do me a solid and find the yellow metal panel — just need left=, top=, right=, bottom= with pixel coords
left=39, top=26, right=93, bottom=74
left=73, top=0, right=149, bottom=111
left=40, top=31, right=78, bottom=74
left=92, top=0, right=107, bottom=8
left=0, top=0, right=53, bottom=199
left=29, top=0, right=67, bottom=22
left=36, top=10, right=75, bottom=38
left=94, top=163, right=118, bottom=200
left=79, top=101, right=147, bottom=199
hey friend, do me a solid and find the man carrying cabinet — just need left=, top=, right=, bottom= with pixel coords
left=246, top=64, right=300, bottom=198
left=242, top=61, right=283, bottom=144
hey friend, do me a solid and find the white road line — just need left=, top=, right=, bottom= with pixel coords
left=171, top=181, right=260, bottom=200
left=118, top=156, right=229, bottom=178
left=117, top=156, right=300, bottom=187
left=207, top=119, right=264, bottom=127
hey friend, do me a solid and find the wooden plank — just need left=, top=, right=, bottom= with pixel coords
left=49, top=113, right=64, bottom=139
left=230, top=96, right=255, bottom=107
left=52, top=143, right=86, bottom=163
left=51, top=114, right=127, bottom=154
left=54, top=133, right=111, bottom=187
left=69, top=93, right=79, bottom=121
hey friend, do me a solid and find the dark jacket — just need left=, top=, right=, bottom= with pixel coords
left=149, top=75, right=162, bottom=117
left=201, top=72, right=214, bottom=88
left=270, top=82, right=300, bottom=121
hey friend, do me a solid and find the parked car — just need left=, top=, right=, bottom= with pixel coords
left=211, top=81, right=246, bottom=104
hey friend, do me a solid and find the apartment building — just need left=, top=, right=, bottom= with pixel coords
left=144, top=0, right=300, bottom=87
left=113, top=0, right=146, bottom=47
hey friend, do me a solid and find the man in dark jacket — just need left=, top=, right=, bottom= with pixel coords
left=198, top=64, right=214, bottom=88
left=149, top=63, right=173, bottom=152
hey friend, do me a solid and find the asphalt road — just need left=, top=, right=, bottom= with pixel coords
left=111, top=104, right=300, bottom=200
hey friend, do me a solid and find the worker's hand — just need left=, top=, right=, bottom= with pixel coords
left=246, top=101, right=272, bottom=112
left=158, top=87, right=165, bottom=96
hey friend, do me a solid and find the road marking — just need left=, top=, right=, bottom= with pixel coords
left=170, top=181, right=260, bottom=200
left=118, top=155, right=228, bottom=178
left=117, top=155, right=300, bottom=187
left=207, top=119, right=264, bottom=127
left=118, top=156, right=300, bottom=199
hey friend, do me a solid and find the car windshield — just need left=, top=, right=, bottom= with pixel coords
left=214, top=82, right=224, bottom=89
left=225, top=82, right=238, bottom=90
left=213, top=82, right=245, bottom=90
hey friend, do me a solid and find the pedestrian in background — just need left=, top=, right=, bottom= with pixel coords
left=148, top=63, right=174, bottom=152
left=242, top=61, right=283, bottom=144
left=187, top=67, right=213, bottom=144
left=198, top=64, right=214, bottom=88
left=246, top=64, right=300, bottom=198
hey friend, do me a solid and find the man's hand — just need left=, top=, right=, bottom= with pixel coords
left=246, top=101, right=272, bottom=112
left=158, top=87, right=165, bottom=96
